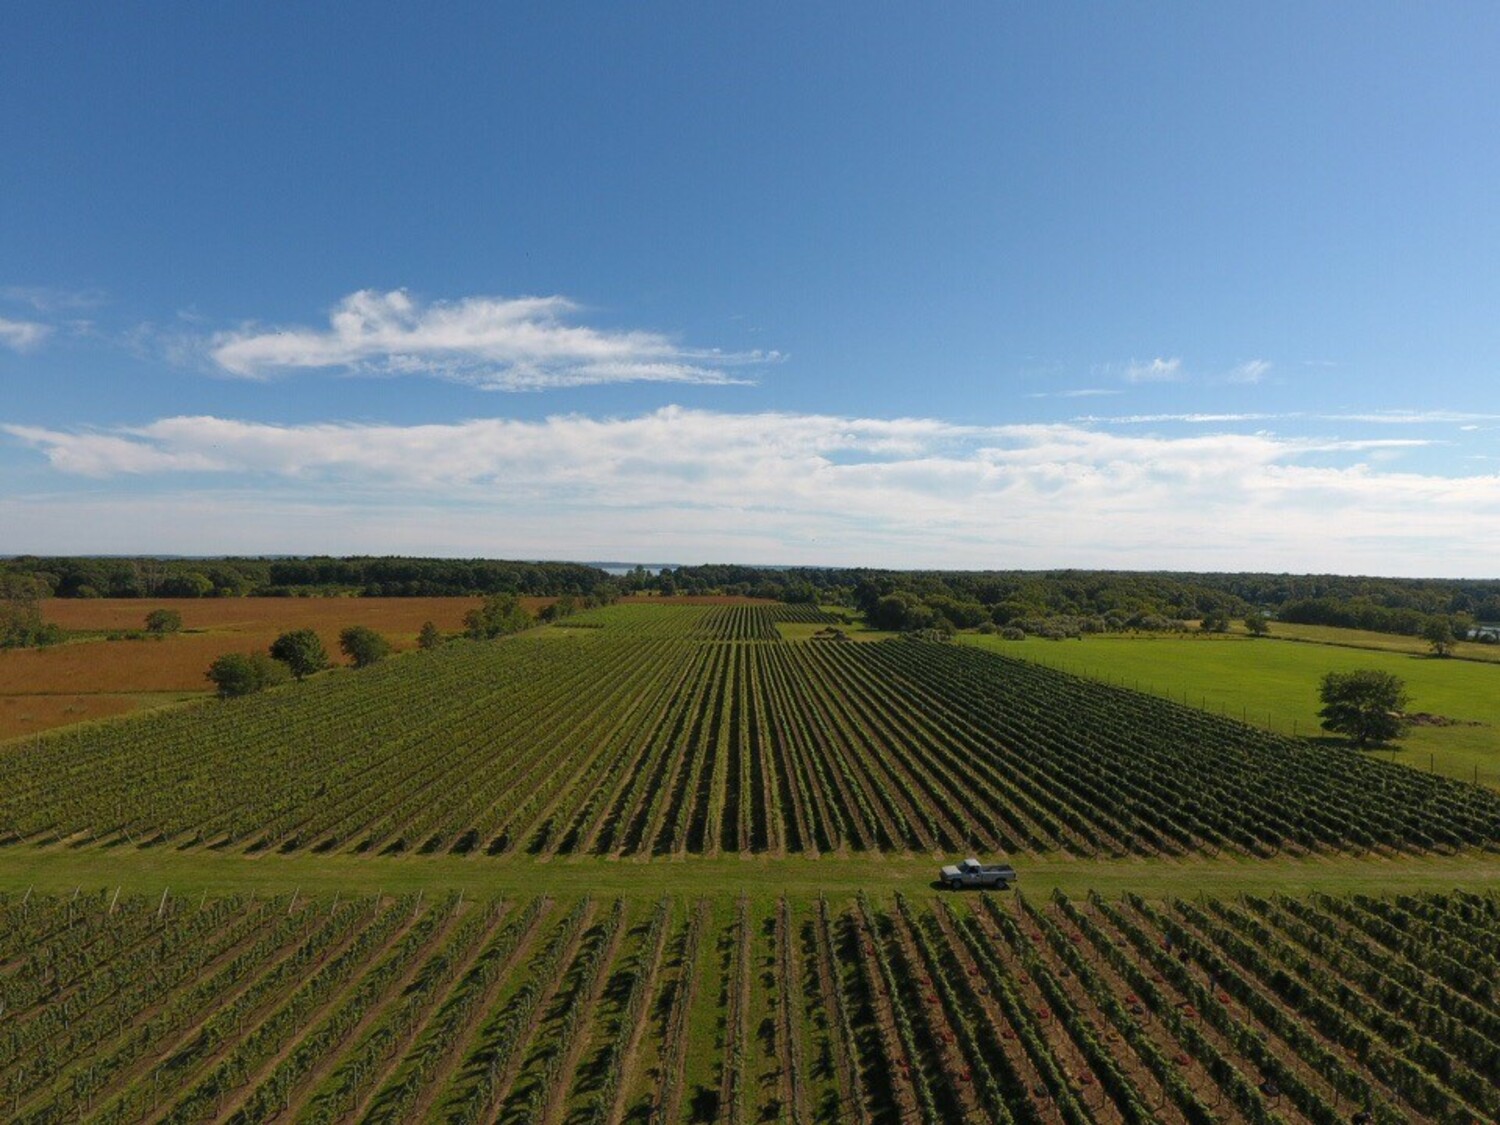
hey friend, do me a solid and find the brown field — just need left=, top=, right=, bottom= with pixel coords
left=0, top=597, right=549, bottom=741
left=39, top=595, right=546, bottom=634
left=0, top=693, right=158, bottom=742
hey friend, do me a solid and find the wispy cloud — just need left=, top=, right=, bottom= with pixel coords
left=208, top=289, right=779, bottom=390
left=1122, top=356, right=1182, bottom=383
left=1225, top=358, right=1271, bottom=384
left=1026, top=388, right=1122, bottom=399
left=1079, top=409, right=1500, bottom=426
left=6, top=407, right=1495, bottom=573
left=1076, top=412, right=1284, bottom=424
left=2, top=286, right=106, bottom=313
left=0, top=318, right=51, bottom=351
left=1330, top=410, right=1500, bottom=425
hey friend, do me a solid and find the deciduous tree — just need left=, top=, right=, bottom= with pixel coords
left=0, top=575, right=62, bottom=649
left=269, top=628, right=330, bottom=680
left=1422, top=617, right=1456, bottom=657
left=1317, top=669, right=1408, bottom=747
left=206, top=651, right=287, bottom=697
left=339, top=625, right=391, bottom=668
left=144, top=608, right=183, bottom=635
left=463, top=594, right=533, bottom=639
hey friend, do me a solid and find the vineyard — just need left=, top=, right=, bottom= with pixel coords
left=5, top=886, right=1500, bottom=1124
left=2, top=604, right=1497, bottom=858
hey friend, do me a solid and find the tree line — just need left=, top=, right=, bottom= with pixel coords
left=5, top=555, right=1495, bottom=644
left=619, top=566, right=1497, bottom=641
left=0, top=556, right=619, bottom=600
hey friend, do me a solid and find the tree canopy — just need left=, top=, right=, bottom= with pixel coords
left=464, top=594, right=534, bottom=640
left=0, top=575, right=63, bottom=649
left=206, top=651, right=287, bottom=698
left=1317, top=669, right=1409, bottom=747
left=144, top=608, right=183, bottom=635
left=269, top=629, right=331, bottom=680
left=1422, top=617, right=1456, bottom=657
left=339, top=625, right=391, bottom=668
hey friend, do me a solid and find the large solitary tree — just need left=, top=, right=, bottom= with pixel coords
left=269, top=629, right=330, bottom=680
left=1422, top=617, right=1457, bottom=657
left=1317, top=669, right=1408, bottom=747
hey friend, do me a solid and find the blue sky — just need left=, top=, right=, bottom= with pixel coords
left=4, top=4, right=1499, bottom=573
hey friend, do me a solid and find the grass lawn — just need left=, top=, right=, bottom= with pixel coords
left=962, top=629, right=1500, bottom=788
left=5, top=846, right=1499, bottom=901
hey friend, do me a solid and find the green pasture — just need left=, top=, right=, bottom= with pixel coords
left=963, top=629, right=1500, bottom=788
left=4, top=844, right=1499, bottom=901
left=1267, top=619, right=1500, bottom=663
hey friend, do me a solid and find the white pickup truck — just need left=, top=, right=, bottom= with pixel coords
left=939, top=857, right=1018, bottom=890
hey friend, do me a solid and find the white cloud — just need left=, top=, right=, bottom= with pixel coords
left=1122, top=356, right=1182, bottom=383
left=1025, top=388, right=1122, bottom=399
left=1225, top=358, right=1271, bottom=384
left=1082, top=409, right=1500, bottom=426
left=6, top=407, right=1499, bottom=574
left=1331, top=410, right=1500, bottom=425
left=1077, top=412, right=1283, bottom=425
left=0, top=318, right=51, bottom=351
left=209, top=289, right=777, bottom=390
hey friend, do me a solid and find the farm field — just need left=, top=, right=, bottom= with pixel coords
left=965, top=630, right=1500, bottom=789
left=6, top=601, right=1500, bottom=1125
left=6, top=885, right=1500, bottom=1124
left=4, top=604, right=1497, bottom=860
left=0, top=597, right=509, bottom=740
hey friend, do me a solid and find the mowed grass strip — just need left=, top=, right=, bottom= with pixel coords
left=4, top=846, right=1500, bottom=900
left=964, top=629, right=1500, bottom=788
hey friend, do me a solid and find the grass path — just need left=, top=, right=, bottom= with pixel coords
left=4, top=846, right=1500, bottom=900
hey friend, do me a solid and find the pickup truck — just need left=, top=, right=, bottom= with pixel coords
left=939, top=857, right=1018, bottom=890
